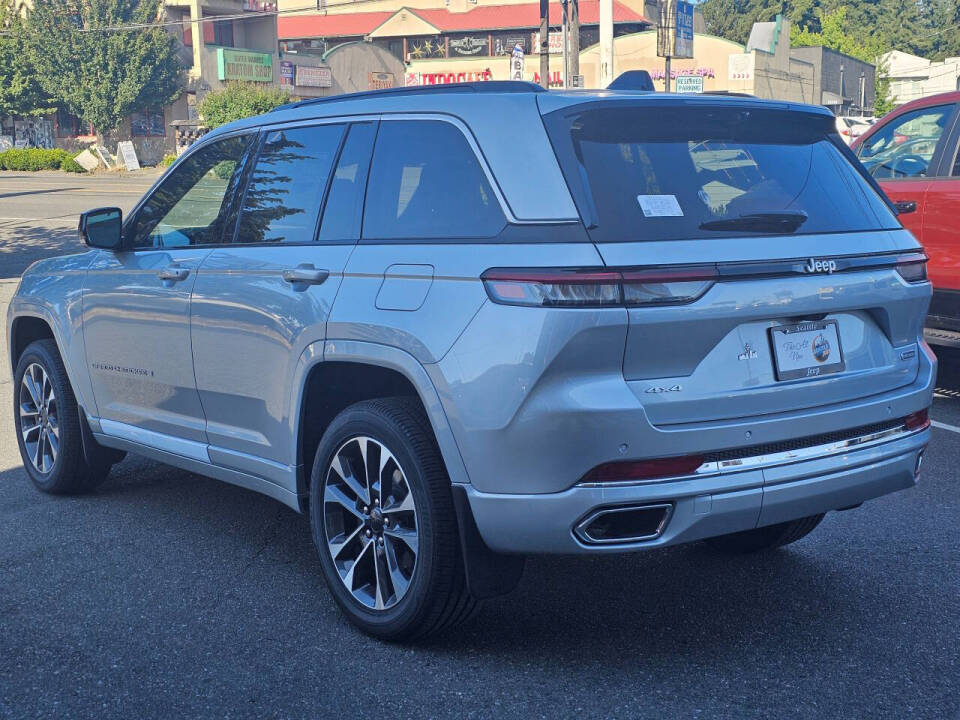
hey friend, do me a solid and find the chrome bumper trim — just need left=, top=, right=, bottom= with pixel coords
left=577, top=422, right=922, bottom=488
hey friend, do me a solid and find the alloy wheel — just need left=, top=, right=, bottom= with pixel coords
left=19, top=363, right=58, bottom=474
left=322, top=436, right=419, bottom=611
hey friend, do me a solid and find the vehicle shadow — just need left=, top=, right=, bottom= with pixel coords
left=0, top=453, right=868, bottom=668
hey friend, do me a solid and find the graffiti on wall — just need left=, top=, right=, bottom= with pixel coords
left=14, top=118, right=55, bottom=149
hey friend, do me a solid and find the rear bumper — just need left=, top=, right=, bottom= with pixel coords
left=464, top=427, right=929, bottom=554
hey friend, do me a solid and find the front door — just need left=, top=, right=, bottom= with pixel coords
left=190, top=120, right=377, bottom=479
left=857, top=102, right=959, bottom=243
left=922, top=112, right=960, bottom=326
left=82, top=133, right=252, bottom=447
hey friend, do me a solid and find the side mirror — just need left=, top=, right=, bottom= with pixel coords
left=79, top=207, right=122, bottom=250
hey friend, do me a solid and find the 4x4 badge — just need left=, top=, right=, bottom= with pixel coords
left=645, top=384, right=682, bottom=394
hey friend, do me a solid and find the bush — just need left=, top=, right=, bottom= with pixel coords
left=197, top=82, right=291, bottom=129
left=0, top=148, right=86, bottom=172
left=160, top=153, right=177, bottom=167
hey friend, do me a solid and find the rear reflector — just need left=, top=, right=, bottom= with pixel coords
left=481, top=267, right=717, bottom=308
left=581, top=455, right=707, bottom=484
left=904, top=408, right=930, bottom=431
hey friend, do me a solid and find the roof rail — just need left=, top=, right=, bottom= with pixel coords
left=274, top=81, right=546, bottom=112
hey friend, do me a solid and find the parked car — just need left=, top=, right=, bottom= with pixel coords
left=852, top=91, right=960, bottom=347
left=836, top=115, right=875, bottom=144
left=8, top=84, right=934, bottom=640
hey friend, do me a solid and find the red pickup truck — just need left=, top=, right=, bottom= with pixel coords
left=852, top=91, right=960, bottom=348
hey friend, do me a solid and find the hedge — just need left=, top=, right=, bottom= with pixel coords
left=0, top=148, right=86, bottom=173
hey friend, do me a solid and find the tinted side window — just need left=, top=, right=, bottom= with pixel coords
left=317, top=122, right=377, bottom=243
left=235, top=124, right=344, bottom=244
left=362, top=120, right=506, bottom=241
left=129, top=135, right=250, bottom=248
left=857, top=105, right=952, bottom=179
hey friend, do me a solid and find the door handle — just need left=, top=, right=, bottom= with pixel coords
left=282, top=265, right=330, bottom=287
left=158, top=266, right=190, bottom=282
left=894, top=199, right=917, bottom=214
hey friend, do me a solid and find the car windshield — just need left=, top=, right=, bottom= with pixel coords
left=544, top=104, right=900, bottom=242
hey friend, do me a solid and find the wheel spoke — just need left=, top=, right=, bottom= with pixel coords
left=324, top=483, right=365, bottom=521
left=341, top=536, right=373, bottom=590
left=383, top=535, right=412, bottom=599
left=333, top=451, right=370, bottom=506
left=383, top=491, right=415, bottom=515
left=21, top=422, right=41, bottom=442
left=34, top=427, right=45, bottom=471
left=385, top=526, right=419, bottom=556
left=20, top=401, right=39, bottom=420
left=327, top=523, right=365, bottom=561
left=44, top=427, right=58, bottom=463
left=23, top=372, right=41, bottom=407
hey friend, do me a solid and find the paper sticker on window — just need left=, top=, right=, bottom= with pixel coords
left=637, top=195, right=683, bottom=217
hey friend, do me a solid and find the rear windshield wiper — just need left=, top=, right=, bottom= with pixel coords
left=699, top=212, right=808, bottom=233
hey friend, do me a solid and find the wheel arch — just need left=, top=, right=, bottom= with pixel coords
left=293, top=340, right=471, bottom=513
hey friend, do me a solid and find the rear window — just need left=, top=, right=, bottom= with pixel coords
left=544, top=105, right=900, bottom=243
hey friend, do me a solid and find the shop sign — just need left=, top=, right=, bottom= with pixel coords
left=406, top=69, right=493, bottom=85
left=657, top=0, right=694, bottom=59
left=533, top=31, right=564, bottom=54
left=217, top=48, right=273, bottom=82
left=510, top=44, right=524, bottom=81
left=295, top=65, right=332, bottom=88
left=368, top=71, right=395, bottom=90
left=728, top=53, right=754, bottom=81
left=280, top=60, right=295, bottom=87
left=449, top=35, right=488, bottom=57
left=649, top=66, right=715, bottom=80
left=494, top=33, right=529, bottom=56
left=674, top=75, right=704, bottom=93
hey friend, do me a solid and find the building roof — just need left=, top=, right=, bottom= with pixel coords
left=278, top=1, right=647, bottom=39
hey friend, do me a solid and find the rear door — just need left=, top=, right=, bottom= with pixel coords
left=189, top=120, right=377, bottom=479
left=542, top=100, right=929, bottom=427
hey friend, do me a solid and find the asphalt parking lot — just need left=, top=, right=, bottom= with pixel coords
left=1, top=172, right=958, bottom=719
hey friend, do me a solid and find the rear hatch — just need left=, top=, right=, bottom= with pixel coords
left=541, top=97, right=929, bottom=426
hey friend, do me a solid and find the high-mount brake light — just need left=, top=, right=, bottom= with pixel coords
left=895, top=254, right=928, bottom=284
left=481, top=267, right=718, bottom=308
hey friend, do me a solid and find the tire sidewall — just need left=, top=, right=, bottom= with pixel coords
left=310, top=406, right=440, bottom=635
left=13, top=342, right=75, bottom=492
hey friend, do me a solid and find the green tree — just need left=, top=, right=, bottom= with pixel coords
left=22, top=0, right=184, bottom=134
left=196, top=83, right=291, bottom=129
left=0, top=0, right=54, bottom=117
left=789, top=7, right=883, bottom=62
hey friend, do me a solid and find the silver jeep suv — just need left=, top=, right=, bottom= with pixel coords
left=7, top=83, right=934, bottom=639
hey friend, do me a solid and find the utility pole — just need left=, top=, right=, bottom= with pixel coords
left=539, top=0, right=549, bottom=89
left=562, top=0, right=569, bottom=88
left=599, top=0, right=613, bottom=86
left=569, top=0, right=580, bottom=86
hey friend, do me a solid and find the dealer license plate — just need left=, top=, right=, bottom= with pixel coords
left=769, top=320, right=845, bottom=381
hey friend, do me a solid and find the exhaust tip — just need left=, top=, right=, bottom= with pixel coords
left=574, top=503, right=673, bottom=545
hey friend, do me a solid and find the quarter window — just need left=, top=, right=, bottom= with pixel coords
left=128, top=134, right=250, bottom=249
left=857, top=105, right=953, bottom=179
left=235, top=124, right=343, bottom=244
left=362, top=120, right=506, bottom=241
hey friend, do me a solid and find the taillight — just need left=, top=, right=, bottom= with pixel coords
left=581, top=455, right=707, bottom=483
left=621, top=267, right=718, bottom=306
left=895, top=254, right=928, bottom=283
left=904, top=408, right=930, bottom=431
left=481, top=267, right=717, bottom=308
left=480, top=269, right=622, bottom=307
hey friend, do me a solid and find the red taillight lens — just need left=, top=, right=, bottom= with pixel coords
left=581, top=455, right=707, bottom=484
left=895, top=254, right=928, bottom=283
left=905, top=408, right=930, bottom=431
left=481, top=267, right=717, bottom=308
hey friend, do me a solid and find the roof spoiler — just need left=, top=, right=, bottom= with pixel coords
left=607, top=71, right=655, bottom=92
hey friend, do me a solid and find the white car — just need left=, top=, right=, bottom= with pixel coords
left=836, top=115, right=875, bottom=144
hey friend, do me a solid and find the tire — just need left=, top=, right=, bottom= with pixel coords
left=13, top=339, right=115, bottom=494
left=705, top=514, right=825, bottom=554
left=309, top=397, right=476, bottom=641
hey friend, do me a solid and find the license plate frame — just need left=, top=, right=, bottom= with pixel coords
left=768, top=320, right=845, bottom=381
